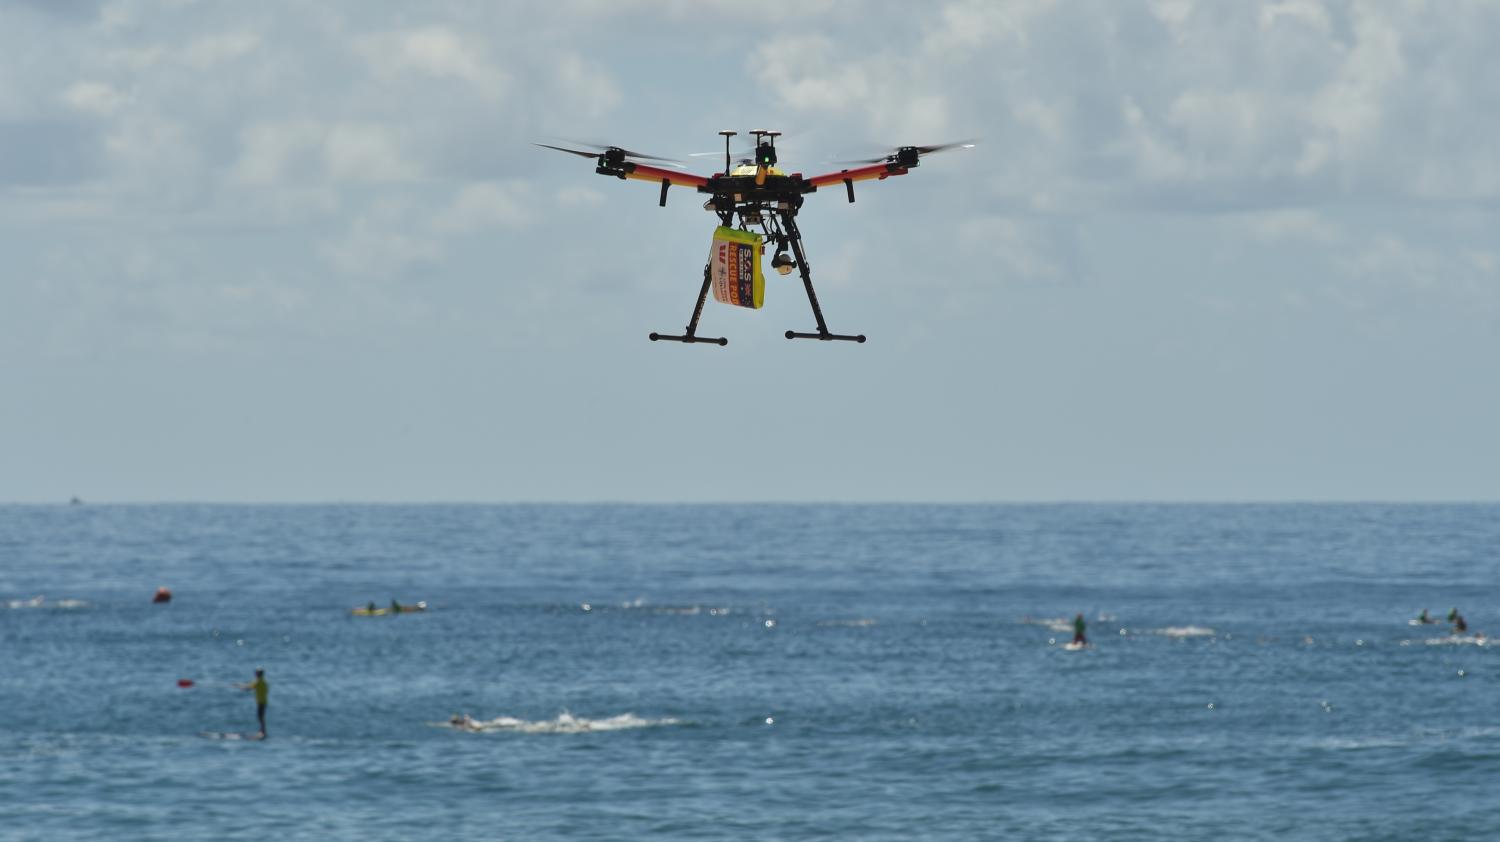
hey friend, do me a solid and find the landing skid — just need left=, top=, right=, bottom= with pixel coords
left=649, top=332, right=727, bottom=345
left=650, top=264, right=728, bottom=346
left=649, top=211, right=865, bottom=346
left=785, top=330, right=865, bottom=343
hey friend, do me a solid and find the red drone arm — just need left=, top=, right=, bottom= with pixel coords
left=623, top=162, right=711, bottom=190
left=804, top=162, right=910, bottom=190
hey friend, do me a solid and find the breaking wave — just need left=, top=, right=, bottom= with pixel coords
left=437, top=711, right=682, bottom=734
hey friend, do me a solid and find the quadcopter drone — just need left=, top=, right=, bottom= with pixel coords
left=537, top=130, right=972, bottom=345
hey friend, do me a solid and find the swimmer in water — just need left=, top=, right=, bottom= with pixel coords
left=1416, top=608, right=1434, bottom=624
left=449, top=713, right=481, bottom=731
left=1072, top=613, right=1088, bottom=646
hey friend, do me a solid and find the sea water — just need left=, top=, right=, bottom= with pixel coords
left=2, top=503, right=1497, bottom=840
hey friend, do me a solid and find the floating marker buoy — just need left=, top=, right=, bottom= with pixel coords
left=177, top=679, right=194, bottom=688
left=153, top=587, right=173, bottom=604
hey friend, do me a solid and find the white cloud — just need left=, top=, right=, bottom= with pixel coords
left=321, top=211, right=443, bottom=279
left=549, top=52, right=620, bottom=119
left=433, top=181, right=531, bottom=234
left=234, top=121, right=418, bottom=185
left=1243, top=209, right=1341, bottom=244
left=355, top=26, right=507, bottom=101
left=958, top=217, right=1066, bottom=283
left=61, top=81, right=128, bottom=116
left=555, top=186, right=604, bottom=208
left=323, top=124, right=419, bottom=182
left=182, top=31, right=260, bottom=68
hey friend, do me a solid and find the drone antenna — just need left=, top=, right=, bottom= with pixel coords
left=718, top=130, right=737, bottom=174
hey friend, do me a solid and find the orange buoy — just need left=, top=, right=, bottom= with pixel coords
left=177, top=678, right=194, bottom=688
left=153, top=587, right=172, bottom=604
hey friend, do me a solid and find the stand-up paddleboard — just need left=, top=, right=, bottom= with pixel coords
left=200, top=731, right=265, bottom=741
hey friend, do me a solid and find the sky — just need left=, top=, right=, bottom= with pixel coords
left=2, top=0, right=1498, bottom=503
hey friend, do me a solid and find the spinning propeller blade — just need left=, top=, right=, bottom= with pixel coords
left=534, top=143, right=602, bottom=159
left=834, top=139, right=977, bottom=165
left=562, top=139, right=685, bottom=166
left=534, top=141, right=686, bottom=167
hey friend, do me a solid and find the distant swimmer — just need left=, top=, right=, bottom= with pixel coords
left=153, top=587, right=172, bottom=604
left=1072, top=613, right=1088, bottom=646
left=1449, top=608, right=1468, bottom=634
left=1416, top=608, right=1434, bottom=624
left=236, top=669, right=269, bottom=738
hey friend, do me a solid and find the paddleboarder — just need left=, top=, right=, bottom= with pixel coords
left=237, top=669, right=269, bottom=737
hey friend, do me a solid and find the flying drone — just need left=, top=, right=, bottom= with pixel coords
left=536, top=130, right=973, bottom=345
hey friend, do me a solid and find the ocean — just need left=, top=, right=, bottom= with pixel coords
left=2, top=503, right=1497, bottom=840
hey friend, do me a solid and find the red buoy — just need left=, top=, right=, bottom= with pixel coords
left=153, top=587, right=172, bottom=604
left=177, top=678, right=194, bottom=688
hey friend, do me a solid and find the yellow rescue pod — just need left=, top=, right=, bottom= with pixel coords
left=709, top=226, right=764, bottom=309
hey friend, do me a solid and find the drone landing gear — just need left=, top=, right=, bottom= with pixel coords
left=779, top=209, right=865, bottom=343
left=649, top=264, right=727, bottom=346
left=786, top=330, right=866, bottom=343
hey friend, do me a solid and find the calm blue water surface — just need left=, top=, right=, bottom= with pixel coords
left=2, top=504, right=1498, bottom=840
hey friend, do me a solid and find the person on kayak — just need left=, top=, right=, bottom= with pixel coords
left=237, top=669, right=269, bottom=738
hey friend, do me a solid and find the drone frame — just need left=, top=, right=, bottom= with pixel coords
left=539, top=131, right=966, bottom=345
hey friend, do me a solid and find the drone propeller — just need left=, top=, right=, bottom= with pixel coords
left=561, top=139, right=685, bottom=166
left=533, top=142, right=601, bottom=160
left=533, top=141, right=686, bottom=168
left=834, top=140, right=977, bottom=165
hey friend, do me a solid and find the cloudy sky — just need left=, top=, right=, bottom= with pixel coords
left=3, top=0, right=1497, bottom=502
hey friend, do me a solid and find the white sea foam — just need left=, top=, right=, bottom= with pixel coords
left=1422, top=634, right=1490, bottom=647
left=1155, top=626, right=1216, bottom=638
left=1020, top=617, right=1076, bottom=633
left=5, top=596, right=89, bottom=610
left=816, top=618, right=876, bottom=628
left=439, top=711, right=681, bottom=734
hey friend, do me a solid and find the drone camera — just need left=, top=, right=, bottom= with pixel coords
left=895, top=146, right=920, bottom=168
left=756, top=143, right=778, bottom=167
left=771, top=251, right=796, bottom=275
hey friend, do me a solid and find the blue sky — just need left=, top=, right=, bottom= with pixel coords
left=3, top=0, right=1498, bottom=502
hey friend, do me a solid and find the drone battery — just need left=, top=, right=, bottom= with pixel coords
left=709, top=226, right=764, bottom=309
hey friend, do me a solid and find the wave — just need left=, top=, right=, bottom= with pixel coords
left=579, top=601, right=731, bottom=617
left=4, top=596, right=89, bottom=610
left=1152, top=626, right=1216, bottom=638
left=1420, top=634, right=1491, bottom=647
left=437, top=711, right=682, bottom=735
left=1020, top=617, right=1075, bottom=633
left=816, top=618, right=876, bottom=628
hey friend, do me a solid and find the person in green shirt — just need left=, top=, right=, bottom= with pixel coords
left=1448, top=608, right=1468, bottom=634
left=1072, top=613, right=1088, bottom=646
left=237, top=669, right=269, bottom=737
